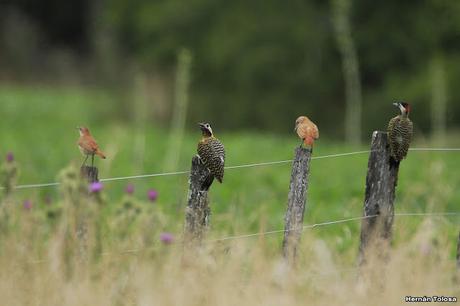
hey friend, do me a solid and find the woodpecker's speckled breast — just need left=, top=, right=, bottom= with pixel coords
left=387, top=102, right=413, bottom=162
left=197, top=136, right=225, bottom=182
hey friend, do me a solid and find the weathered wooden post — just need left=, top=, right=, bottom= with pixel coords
left=282, top=147, right=312, bottom=263
left=184, top=156, right=211, bottom=245
left=358, top=131, right=399, bottom=265
left=80, top=166, right=99, bottom=183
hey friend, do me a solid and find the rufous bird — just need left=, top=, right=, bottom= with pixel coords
left=77, top=126, right=106, bottom=167
left=295, top=116, right=319, bottom=152
left=197, top=122, right=225, bottom=190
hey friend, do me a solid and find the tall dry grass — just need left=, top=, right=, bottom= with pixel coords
left=1, top=228, right=458, bottom=305
left=0, top=156, right=458, bottom=305
left=0, top=199, right=458, bottom=305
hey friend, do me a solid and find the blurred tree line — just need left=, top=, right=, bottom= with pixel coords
left=1, top=0, right=459, bottom=140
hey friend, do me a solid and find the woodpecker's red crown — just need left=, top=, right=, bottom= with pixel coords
left=393, top=102, right=411, bottom=115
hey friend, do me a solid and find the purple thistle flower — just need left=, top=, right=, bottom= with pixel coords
left=6, top=152, right=14, bottom=163
left=125, top=184, right=135, bottom=195
left=23, top=200, right=33, bottom=210
left=160, top=232, right=174, bottom=245
left=147, top=189, right=158, bottom=202
left=89, top=181, right=104, bottom=193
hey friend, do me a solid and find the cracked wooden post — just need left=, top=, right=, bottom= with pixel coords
left=184, top=156, right=211, bottom=245
left=359, top=131, right=399, bottom=265
left=282, top=147, right=311, bottom=263
left=80, top=166, right=99, bottom=183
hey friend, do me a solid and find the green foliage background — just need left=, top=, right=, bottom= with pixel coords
left=1, top=0, right=459, bottom=137
left=103, top=0, right=460, bottom=135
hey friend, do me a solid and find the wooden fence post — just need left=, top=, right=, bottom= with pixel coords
left=282, top=147, right=312, bottom=262
left=184, top=156, right=211, bottom=245
left=358, top=131, right=399, bottom=265
left=80, top=166, right=99, bottom=183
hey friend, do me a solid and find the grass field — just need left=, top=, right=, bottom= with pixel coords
left=0, top=85, right=459, bottom=305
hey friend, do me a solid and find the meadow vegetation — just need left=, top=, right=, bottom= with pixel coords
left=0, top=85, right=459, bottom=305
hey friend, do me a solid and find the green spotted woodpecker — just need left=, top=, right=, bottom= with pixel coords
left=197, top=122, right=225, bottom=190
left=387, top=102, right=413, bottom=165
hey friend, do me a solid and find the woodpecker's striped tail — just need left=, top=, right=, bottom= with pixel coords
left=201, top=173, right=215, bottom=191
left=389, top=156, right=400, bottom=169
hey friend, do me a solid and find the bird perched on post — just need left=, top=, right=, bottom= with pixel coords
left=77, top=126, right=106, bottom=167
left=295, top=116, right=319, bottom=152
left=197, top=122, right=225, bottom=190
left=387, top=102, right=413, bottom=165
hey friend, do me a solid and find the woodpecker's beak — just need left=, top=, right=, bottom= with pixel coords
left=198, top=123, right=206, bottom=130
left=76, top=127, right=81, bottom=130
left=392, top=102, right=400, bottom=108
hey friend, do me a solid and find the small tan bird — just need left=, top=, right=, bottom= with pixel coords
left=77, top=126, right=106, bottom=167
left=295, top=116, right=319, bottom=151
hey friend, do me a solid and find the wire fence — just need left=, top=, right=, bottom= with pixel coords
left=28, top=211, right=459, bottom=264
left=21, top=147, right=460, bottom=265
left=208, top=212, right=460, bottom=243
left=6, top=147, right=460, bottom=190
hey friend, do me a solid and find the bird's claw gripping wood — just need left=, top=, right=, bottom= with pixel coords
left=80, top=165, right=99, bottom=183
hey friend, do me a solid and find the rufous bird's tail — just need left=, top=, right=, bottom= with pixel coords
left=303, top=137, right=314, bottom=147
left=96, top=149, right=106, bottom=159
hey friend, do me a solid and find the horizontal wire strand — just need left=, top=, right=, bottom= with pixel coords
left=208, top=215, right=378, bottom=242
left=5, top=147, right=459, bottom=190
left=29, top=211, right=460, bottom=264
left=209, top=212, right=460, bottom=243
left=27, top=212, right=460, bottom=264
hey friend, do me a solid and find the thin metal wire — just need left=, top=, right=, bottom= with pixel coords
left=30, top=211, right=460, bottom=264
left=208, top=215, right=378, bottom=242
left=395, top=212, right=460, bottom=217
left=5, top=147, right=460, bottom=190
left=101, top=170, right=190, bottom=182
left=15, top=182, right=60, bottom=190
left=311, top=150, right=371, bottom=160
left=409, top=148, right=460, bottom=151
left=210, top=212, right=460, bottom=243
